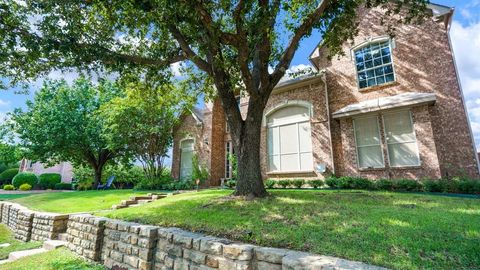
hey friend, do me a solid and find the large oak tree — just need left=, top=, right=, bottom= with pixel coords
left=0, top=0, right=428, bottom=197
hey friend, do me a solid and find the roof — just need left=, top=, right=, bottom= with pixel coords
left=191, top=107, right=205, bottom=123
left=332, top=92, right=436, bottom=119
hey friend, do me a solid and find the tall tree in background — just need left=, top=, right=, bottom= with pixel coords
left=9, top=79, right=126, bottom=187
left=0, top=0, right=428, bottom=197
left=101, top=78, right=196, bottom=181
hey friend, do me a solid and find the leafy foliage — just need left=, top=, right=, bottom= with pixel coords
left=12, top=172, right=38, bottom=189
left=292, top=179, right=305, bottom=188
left=309, top=179, right=324, bottom=189
left=3, top=184, right=14, bottom=190
left=0, top=168, right=18, bottom=186
left=278, top=180, right=291, bottom=189
left=38, top=173, right=61, bottom=190
left=191, top=154, right=209, bottom=184
left=18, top=183, right=32, bottom=191
left=9, top=79, right=126, bottom=186
left=264, top=179, right=276, bottom=189
left=54, top=183, right=73, bottom=190
left=101, top=78, right=195, bottom=181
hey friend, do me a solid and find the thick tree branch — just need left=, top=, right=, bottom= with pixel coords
left=270, top=0, right=328, bottom=86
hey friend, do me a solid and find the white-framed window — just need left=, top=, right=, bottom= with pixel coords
left=354, top=40, right=394, bottom=89
left=383, top=111, right=420, bottom=167
left=353, top=116, right=384, bottom=169
left=179, top=139, right=194, bottom=179
left=225, top=141, right=235, bottom=178
left=267, top=105, right=313, bottom=172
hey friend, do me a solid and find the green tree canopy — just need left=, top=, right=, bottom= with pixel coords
left=101, top=78, right=196, bottom=180
left=9, top=78, right=127, bottom=186
left=0, top=0, right=429, bottom=197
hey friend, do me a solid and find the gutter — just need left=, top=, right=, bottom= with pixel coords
left=321, top=72, right=335, bottom=175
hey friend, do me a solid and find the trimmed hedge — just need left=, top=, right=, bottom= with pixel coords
left=54, top=183, right=73, bottom=190
left=39, top=173, right=62, bottom=189
left=0, top=168, right=18, bottom=186
left=12, top=172, right=38, bottom=189
left=3, top=184, right=14, bottom=190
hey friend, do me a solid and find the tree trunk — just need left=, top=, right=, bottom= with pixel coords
left=93, top=167, right=102, bottom=188
left=232, top=98, right=268, bottom=198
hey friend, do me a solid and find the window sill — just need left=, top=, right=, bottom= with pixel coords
left=358, top=165, right=422, bottom=172
left=266, top=170, right=316, bottom=175
left=358, top=81, right=398, bottom=93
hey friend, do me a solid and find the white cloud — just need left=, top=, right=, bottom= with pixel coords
left=450, top=20, right=480, bottom=150
left=0, top=99, right=10, bottom=107
left=170, top=62, right=184, bottom=77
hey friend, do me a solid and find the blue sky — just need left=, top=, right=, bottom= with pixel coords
left=1, top=1, right=480, bottom=155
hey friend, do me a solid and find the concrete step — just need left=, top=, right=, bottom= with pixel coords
left=43, top=240, right=67, bottom=251
left=151, top=194, right=167, bottom=200
left=130, top=196, right=152, bottom=201
left=8, top=248, right=48, bottom=261
left=137, top=199, right=152, bottom=204
left=57, top=233, right=68, bottom=241
left=121, top=199, right=138, bottom=206
left=112, top=204, right=128, bottom=210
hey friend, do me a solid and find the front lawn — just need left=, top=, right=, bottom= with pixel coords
left=0, top=224, right=41, bottom=260
left=0, top=247, right=104, bottom=270
left=7, top=190, right=150, bottom=213
left=102, top=189, right=480, bottom=270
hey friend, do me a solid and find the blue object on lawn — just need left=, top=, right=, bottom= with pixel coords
left=97, top=176, right=115, bottom=190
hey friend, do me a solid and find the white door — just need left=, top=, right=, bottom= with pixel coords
left=180, top=139, right=194, bottom=179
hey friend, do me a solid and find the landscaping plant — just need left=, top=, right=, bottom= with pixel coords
left=54, top=183, right=73, bottom=190
left=18, top=183, right=32, bottom=191
left=278, top=180, right=291, bottom=189
left=309, top=179, right=324, bottom=189
left=3, top=184, right=14, bottom=190
left=38, top=173, right=61, bottom=189
left=12, top=172, right=38, bottom=189
left=292, top=179, right=305, bottom=189
left=0, top=168, right=18, bottom=187
left=264, top=179, right=276, bottom=189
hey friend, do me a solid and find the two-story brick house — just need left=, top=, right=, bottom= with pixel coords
left=171, top=3, right=480, bottom=186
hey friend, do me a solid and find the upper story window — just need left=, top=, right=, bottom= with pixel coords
left=354, top=41, right=394, bottom=89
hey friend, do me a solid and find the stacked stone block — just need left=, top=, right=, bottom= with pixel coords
left=66, top=214, right=107, bottom=261
left=14, top=209, right=34, bottom=241
left=31, top=212, right=69, bottom=241
left=102, top=220, right=158, bottom=270
left=1, top=203, right=11, bottom=225
left=7, top=204, right=27, bottom=231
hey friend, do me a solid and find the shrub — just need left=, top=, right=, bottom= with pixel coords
left=104, top=165, right=145, bottom=189
left=19, top=183, right=32, bottom=191
left=309, top=179, right=324, bottom=189
left=277, top=180, right=291, bottom=188
left=192, top=154, right=209, bottom=185
left=375, top=179, right=394, bottom=191
left=0, top=168, right=18, bottom=186
left=134, top=176, right=172, bottom=190
left=225, top=179, right=236, bottom=189
left=54, top=183, right=73, bottom=190
left=12, top=172, right=38, bottom=189
left=39, top=173, right=62, bottom=189
left=325, top=176, right=340, bottom=188
left=350, top=177, right=374, bottom=190
left=457, top=180, right=478, bottom=194
left=3, top=184, right=14, bottom=190
left=292, top=179, right=304, bottom=189
left=394, top=179, right=423, bottom=192
left=265, top=179, right=276, bottom=189
left=423, top=179, right=446, bottom=193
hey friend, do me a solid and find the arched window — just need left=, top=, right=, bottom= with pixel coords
left=179, top=139, right=194, bottom=179
left=266, top=105, right=313, bottom=172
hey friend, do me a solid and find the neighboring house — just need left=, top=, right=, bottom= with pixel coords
left=172, top=4, right=480, bottom=186
left=19, top=159, right=74, bottom=183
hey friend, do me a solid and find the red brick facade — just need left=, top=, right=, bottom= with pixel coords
left=172, top=6, right=480, bottom=185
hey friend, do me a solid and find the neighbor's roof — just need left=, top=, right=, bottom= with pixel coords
left=191, top=107, right=205, bottom=123
left=332, top=92, right=436, bottom=119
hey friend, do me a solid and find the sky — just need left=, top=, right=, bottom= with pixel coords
left=1, top=1, right=480, bottom=158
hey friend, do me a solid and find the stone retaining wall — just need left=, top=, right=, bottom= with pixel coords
left=31, top=212, right=69, bottom=241
left=0, top=201, right=386, bottom=270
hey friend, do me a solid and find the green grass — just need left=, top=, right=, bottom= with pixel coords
left=0, top=224, right=41, bottom=260
left=0, top=194, right=34, bottom=200
left=0, top=247, right=104, bottom=270
left=8, top=190, right=150, bottom=213
left=102, top=189, right=480, bottom=270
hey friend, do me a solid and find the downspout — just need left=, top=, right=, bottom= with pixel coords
left=445, top=8, right=480, bottom=175
left=321, top=71, right=335, bottom=175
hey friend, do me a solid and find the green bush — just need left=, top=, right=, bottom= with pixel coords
left=54, top=183, right=73, bottom=190
left=265, top=179, right=276, bottom=189
left=278, top=180, right=291, bottom=188
left=423, top=179, right=446, bottom=193
left=325, top=176, right=340, bottom=188
left=225, top=179, right=236, bottom=189
left=350, top=177, right=374, bottom=190
left=12, top=172, right=38, bottom=189
left=19, top=183, right=32, bottom=191
left=394, top=179, right=423, bottom=192
left=375, top=179, right=394, bottom=191
left=104, top=165, right=145, bottom=189
left=309, top=179, right=324, bottom=189
left=457, top=180, right=479, bottom=194
left=292, top=179, right=304, bottom=189
left=0, top=168, right=18, bottom=186
left=38, top=173, right=62, bottom=189
left=3, top=184, right=14, bottom=190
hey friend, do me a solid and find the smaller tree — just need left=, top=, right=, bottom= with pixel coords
left=9, top=78, right=127, bottom=187
left=101, top=79, right=195, bottom=180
